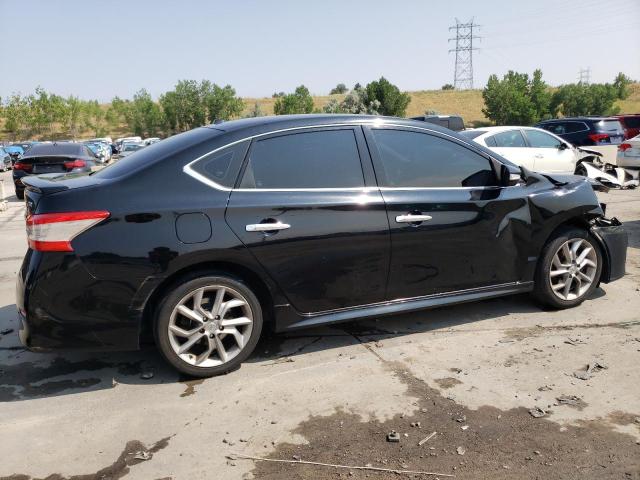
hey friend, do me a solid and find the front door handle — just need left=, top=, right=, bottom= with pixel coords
left=395, top=214, right=433, bottom=223
left=534, top=154, right=544, bottom=159
left=245, top=221, right=291, bottom=232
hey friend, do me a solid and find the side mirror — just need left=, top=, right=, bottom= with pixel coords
left=500, top=164, right=521, bottom=186
left=558, top=142, right=569, bottom=150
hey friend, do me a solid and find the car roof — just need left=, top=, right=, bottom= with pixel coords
left=464, top=126, right=545, bottom=134
left=538, top=116, right=619, bottom=123
left=204, top=114, right=455, bottom=137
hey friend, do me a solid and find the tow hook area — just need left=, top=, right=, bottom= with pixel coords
left=592, top=216, right=622, bottom=228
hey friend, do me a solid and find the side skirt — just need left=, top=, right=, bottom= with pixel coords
left=284, top=282, right=534, bottom=331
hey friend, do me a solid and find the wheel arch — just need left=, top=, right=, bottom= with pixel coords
left=538, top=216, right=610, bottom=284
left=139, top=260, right=276, bottom=345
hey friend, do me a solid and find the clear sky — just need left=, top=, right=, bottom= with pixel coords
left=1, top=0, right=638, bottom=101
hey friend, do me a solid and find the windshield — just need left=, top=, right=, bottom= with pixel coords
left=459, top=130, right=486, bottom=140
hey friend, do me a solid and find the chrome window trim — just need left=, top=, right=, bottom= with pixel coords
left=183, top=122, right=504, bottom=192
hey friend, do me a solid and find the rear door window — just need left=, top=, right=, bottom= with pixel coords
left=239, top=129, right=365, bottom=189
left=488, top=130, right=527, bottom=148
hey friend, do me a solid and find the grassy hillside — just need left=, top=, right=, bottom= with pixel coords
left=3, top=84, right=640, bottom=141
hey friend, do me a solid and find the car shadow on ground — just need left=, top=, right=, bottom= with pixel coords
left=0, top=288, right=609, bottom=403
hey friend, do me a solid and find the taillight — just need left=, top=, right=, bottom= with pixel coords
left=64, top=159, right=86, bottom=170
left=588, top=133, right=609, bottom=143
left=14, top=162, right=32, bottom=172
left=26, top=211, right=110, bottom=252
left=618, top=143, right=632, bottom=152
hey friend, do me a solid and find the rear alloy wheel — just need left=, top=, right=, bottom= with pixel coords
left=155, top=275, right=263, bottom=377
left=533, top=228, right=602, bottom=309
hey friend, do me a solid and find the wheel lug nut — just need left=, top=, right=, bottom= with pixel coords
left=209, top=334, right=214, bottom=338
left=200, top=328, right=205, bottom=333
left=215, top=315, right=220, bottom=320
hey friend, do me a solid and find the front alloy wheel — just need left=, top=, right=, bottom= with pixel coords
left=155, top=274, right=263, bottom=377
left=533, top=227, right=603, bottom=309
left=549, top=238, right=598, bottom=301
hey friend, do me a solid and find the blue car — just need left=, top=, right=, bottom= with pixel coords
left=0, top=147, right=12, bottom=171
left=4, top=145, right=24, bottom=164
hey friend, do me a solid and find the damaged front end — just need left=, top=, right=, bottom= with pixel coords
left=577, top=148, right=640, bottom=190
left=589, top=216, right=628, bottom=283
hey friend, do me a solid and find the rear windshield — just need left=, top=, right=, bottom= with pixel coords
left=23, top=143, right=85, bottom=158
left=622, top=117, right=640, bottom=128
left=594, top=120, right=624, bottom=133
left=459, top=130, right=486, bottom=140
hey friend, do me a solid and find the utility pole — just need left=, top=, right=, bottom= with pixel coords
left=448, top=18, right=481, bottom=90
left=578, top=67, right=591, bottom=84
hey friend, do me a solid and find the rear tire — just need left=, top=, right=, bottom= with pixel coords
left=154, top=273, right=263, bottom=377
left=532, top=227, right=603, bottom=309
left=15, top=189, right=24, bottom=200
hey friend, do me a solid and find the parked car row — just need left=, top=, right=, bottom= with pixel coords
left=419, top=113, right=640, bottom=191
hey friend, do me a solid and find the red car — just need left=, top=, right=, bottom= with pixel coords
left=616, top=114, right=640, bottom=139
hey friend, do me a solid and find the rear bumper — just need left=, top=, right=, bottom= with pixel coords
left=591, top=219, right=628, bottom=283
left=16, top=250, right=142, bottom=351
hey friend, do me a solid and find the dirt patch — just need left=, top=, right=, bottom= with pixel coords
left=0, top=437, right=171, bottom=480
left=434, top=377, right=462, bottom=389
left=252, top=361, right=640, bottom=479
left=608, top=411, right=640, bottom=429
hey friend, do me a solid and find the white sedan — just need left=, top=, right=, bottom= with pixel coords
left=460, top=126, right=579, bottom=175
left=617, top=134, right=640, bottom=169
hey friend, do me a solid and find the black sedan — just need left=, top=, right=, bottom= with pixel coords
left=12, top=142, right=97, bottom=199
left=17, top=115, right=627, bottom=377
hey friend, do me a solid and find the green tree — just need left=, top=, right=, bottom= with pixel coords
left=60, top=95, right=86, bottom=138
left=322, top=98, right=344, bottom=114
left=550, top=81, right=620, bottom=117
left=3, top=93, right=30, bottom=139
left=330, top=83, right=348, bottom=95
left=273, top=85, right=314, bottom=115
left=245, top=102, right=264, bottom=117
left=365, top=77, right=410, bottom=117
left=203, top=84, right=244, bottom=122
left=441, top=84, right=454, bottom=90
left=338, top=85, right=380, bottom=114
left=482, top=70, right=551, bottom=125
left=613, top=72, right=632, bottom=100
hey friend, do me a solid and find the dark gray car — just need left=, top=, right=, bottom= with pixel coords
left=12, top=142, right=97, bottom=199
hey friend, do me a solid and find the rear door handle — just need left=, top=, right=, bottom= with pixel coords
left=245, top=221, right=291, bottom=232
left=395, top=214, right=433, bottom=223
left=534, top=154, right=544, bottom=158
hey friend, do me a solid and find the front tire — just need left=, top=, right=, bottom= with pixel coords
left=533, top=227, right=603, bottom=309
left=154, top=274, right=263, bottom=377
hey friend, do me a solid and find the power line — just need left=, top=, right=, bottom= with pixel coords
left=578, top=67, right=591, bottom=84
left=448, top=18, right=481, bottom=90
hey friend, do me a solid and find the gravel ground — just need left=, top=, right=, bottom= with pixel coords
left=0, top=169, right=638, bottom=479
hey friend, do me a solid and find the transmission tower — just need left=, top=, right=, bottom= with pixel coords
left=448, top=18, right=481, bottom=90
left=578, top=67, right=591, bottom=84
